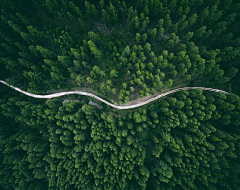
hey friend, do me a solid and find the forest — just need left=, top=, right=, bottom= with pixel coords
left=0, top=0, right=240, bottom=189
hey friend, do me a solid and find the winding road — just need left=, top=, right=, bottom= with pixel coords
left=0, top=80, right=238, bottom=110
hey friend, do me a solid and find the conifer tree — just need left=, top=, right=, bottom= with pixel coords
left=99, top=0, right=104, bottom=10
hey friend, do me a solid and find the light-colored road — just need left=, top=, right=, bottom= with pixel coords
left=0, top=80, right=238, bottom=110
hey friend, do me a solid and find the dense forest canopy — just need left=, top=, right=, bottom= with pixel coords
left=0, top=0, right=240, bottom=189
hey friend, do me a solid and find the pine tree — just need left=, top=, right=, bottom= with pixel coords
left=165, top=79, right=173, bottom=88
left=84, top=1, right=92, bottom=16
left=157, top=19, right=164, bottom=29
left=108, top=2, right=118, bottom=24
left=198, top=6, right=209, bottom=23
left=99, top=0, right=104, bottom=10
left=194, top=26, right=206, bottom=40
left=183, top=32, right=193, bottom=42
left=36, top=45, right=54, bottom=59
left=188, top=13, right=198, bottom=27
left=163, top=14, right=172, bottom=32
left=152, top=0, right=163, bottom=18
left=121, top=1, right=127, bottom=18
left=144, top=43, right=151, bottom=53
left=101, top=9, right=110, bottom=26
left=136, top=33, right=141, bottom=43
left=207, top=5, right=222, bottom=26
left=148, top=28, right=157, bottom=40
left=109, top=69, right=118, bottom=78
left=180, top=21, right=188, bottom=32
left=213, top=21, right=227, bottom=36
left=134, top=16, right=139, bottom=29
left=88, top=40, right=102, bottom=59
left=143, top=5, right=149, bottom=16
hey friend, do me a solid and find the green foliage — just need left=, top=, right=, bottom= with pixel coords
left=1, top=1, right=240, bottom=189
left=123, top=46, right=131, bottom=57
left=0, top=88, right=240, bottom=190
left=142, top=33, right=148, bottom=43
left=88, top=40, right=102, bottom=59
left=101, top=9, right=110, bottom=26
left=110, top=69, right=118, bottom=78
left=136, top=33, right=141, bottom=43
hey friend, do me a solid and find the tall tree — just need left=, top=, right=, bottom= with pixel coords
left=99, top=0, right=104, bottom=10
left=148, top=28, right=157, bottom=40
left=101, top=9, right=110, bottom=26
left=110, top=69, right=118, bottom=78
left=136, top=33, right=141, bottom=43
left=108, top=2, right=118, bottom=24
left=88, top=40, right=102, bottom=59
left=163, top=14, right=172, bottom=32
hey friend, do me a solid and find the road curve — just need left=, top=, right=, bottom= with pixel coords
left=0, top=80, right=238, bottom=110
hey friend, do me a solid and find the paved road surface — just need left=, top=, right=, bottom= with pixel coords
left=0, top=80, right=238, bottom=110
